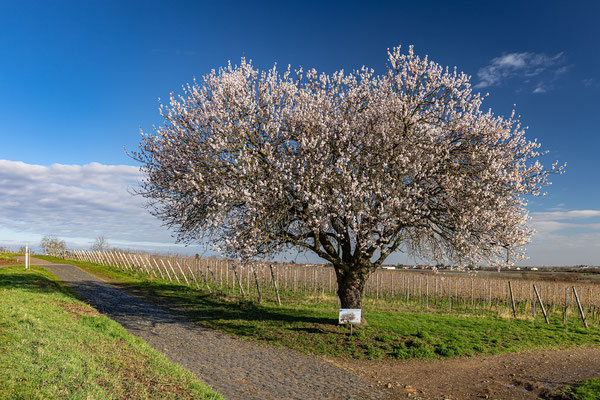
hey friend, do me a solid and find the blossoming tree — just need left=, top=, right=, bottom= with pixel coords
left=133, top=45, right=561, bottom=316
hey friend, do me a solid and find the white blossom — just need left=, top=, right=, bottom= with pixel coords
left=133, top=45, right=562, bottom=273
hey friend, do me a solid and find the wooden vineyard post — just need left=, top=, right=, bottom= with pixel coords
left=159, top=259, right=173, bottom=282
left=251, top=264, right=262, bottom=303
left=185, top=262, right=201, bottom=289
left=105, top=251, right=115, bottom=268
left=144, top=255, right=157, bottom=277
left=572, top=287, right=589, bottom=329
left=505, top=283, right=509, bottom=315
left=131, top=254, right=143, bottom=272
left=143, top=255, right=156, bottom=278
left=131, top=254, right=143, bottom=276
left=448, top=279, right=451, bottom=312
left=269, top=264, right=282, bottom=306
left=166, top=260, right=181, bottom=283
left=247, top=267, right=250, bottom=295
left=117, top=251, right=127, bottom=270
left=533, top=284, right=549, bottom=324
left=482, top=281, right=485, bottom=313
left=219, top=260, right=223, bottom=289
left=303, top=268, right=307, bottom=294
left=225, top=262, right=230, bottom=292
left=508, top=281, right=517, bottom=318
left=563, top=287, right=569, bottom=325
left=128, top=254, right=138, bottom=273
left=116, top=252, right=127, bottom=271
left=194, top=260, right=212, bottom=293
left=206, top=260, right=222, bottom=292
left=200, top=268, right=213, bottom=292
left=133, top=254, right=150, bottom=274
left=232, top=263, right=246, bottom=297
left=110, top=251, right=120, bottom=268
left=175, top=261, right=190, bottom=286
left=426, top=277, right=429, bottom=308
left=130, top=254, right=142, bottom=274
left=471, top=279, right=474, bottom=308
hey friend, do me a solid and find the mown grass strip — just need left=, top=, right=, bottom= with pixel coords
left=0, top=253, right=17, bottom=262
left=568, top=378, right=600, bottom=400
left=544, top=378, right=600, bottom=400
left=36, top=256, right=600, bottom=361
left=0, top=265, right=223, bottom=400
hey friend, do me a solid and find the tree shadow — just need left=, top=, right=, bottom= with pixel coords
left=104, top=280, right=336, bottom=332
left=0, top=270, right=79, bottom=299
left=19, top=263, right=339, bottom=342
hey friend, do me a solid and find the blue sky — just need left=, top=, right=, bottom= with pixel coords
left=1, top=0, right=599, bottom=265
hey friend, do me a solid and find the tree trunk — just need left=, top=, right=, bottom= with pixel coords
left=334, top=263, right=371, bottom=325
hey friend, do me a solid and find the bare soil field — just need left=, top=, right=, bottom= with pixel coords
left=441, top=268, right=600, bottom=284
left=330, top=346, right=600, bottom=399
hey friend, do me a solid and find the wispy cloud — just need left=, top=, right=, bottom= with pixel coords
left=583, top=78, right=599, bottom=88
left=524, top=209, right=600, bottom=266
left=532, top=210, right=600, bottom=220
left=532, top=83, right=547, bottom=94
left=0, top=160, right=188, bottom=251
left=475, top=51, right=567, bottom=93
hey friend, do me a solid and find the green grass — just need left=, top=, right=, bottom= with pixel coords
left=546, top=378, right=600, bottom=400
left=35, top=256, right=600, bottom=361
left=569, top=379, right=600, bottom=399
left=0, top=265, right=223, bottom=400
left=0, top=253, right=17, bottom=261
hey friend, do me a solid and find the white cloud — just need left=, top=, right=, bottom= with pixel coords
left=532, top=83, right=547, bottom=94
left=475, top=51, right=567, bottom=92
left=0, top=160, right=197, bottom=252
left=583, top=78, right=599, bottom=88
left=531, top=209, right=600, bottom=221
left=2, top=159, right=597, bottom=265
left=522, top=209, right=600, bottom=266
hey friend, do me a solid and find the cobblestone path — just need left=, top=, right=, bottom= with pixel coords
left=27, top=258, right=384, bottom=400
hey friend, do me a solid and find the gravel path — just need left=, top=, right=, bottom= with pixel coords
left=25, top=258, right=384, bottom=400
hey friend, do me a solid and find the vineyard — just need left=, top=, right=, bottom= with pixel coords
left=66, top=250, right=600, bottom=327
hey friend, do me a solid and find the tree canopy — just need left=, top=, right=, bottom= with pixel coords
left=133, top=45, right=561, bottom=309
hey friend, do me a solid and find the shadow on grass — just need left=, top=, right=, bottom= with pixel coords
left=0, top=269, right=78, bottom=299
left=289, top=326, right=332, bottom=334
left=106, top=280, right=336, bottom=333
left=15, top=262, right=332, bottom=342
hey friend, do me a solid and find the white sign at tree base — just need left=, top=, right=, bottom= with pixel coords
left=339, top=309, right=361, bottom=324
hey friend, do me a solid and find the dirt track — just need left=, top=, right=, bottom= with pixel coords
left=331, top=346, right=600, bottom=399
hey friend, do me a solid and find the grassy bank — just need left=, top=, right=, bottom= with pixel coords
left=544, top=378, right=600, bottom=400
left=0, top=265, right=223, bottom=400
left=567, top=378, right=600, bottom=400
left=36, top=256, right=600, bottom=361
left=0, top=253, right=17, bottom=262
